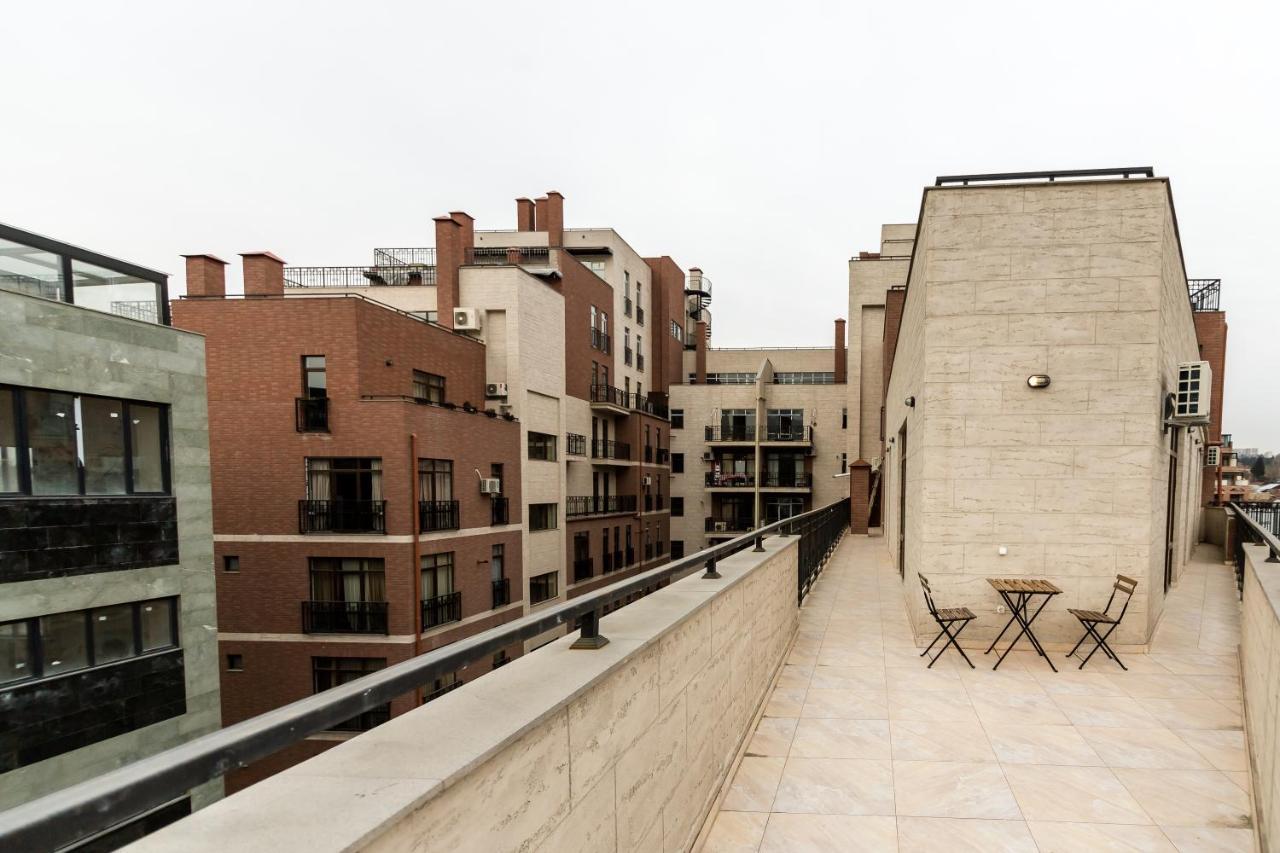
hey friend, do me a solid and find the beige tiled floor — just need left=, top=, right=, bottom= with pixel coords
left=704, top=534, right=1255, bottom=852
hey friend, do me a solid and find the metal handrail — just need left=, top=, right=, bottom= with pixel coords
left=1188, top=278, right=1222, bottom=312
left=283, top=266, right=434, bottom=288
left=935, top=167, right=1155, bottom=186
left=0, top=500, right=847, bottom=851
left=1229, top=502, right=1280, bottom=562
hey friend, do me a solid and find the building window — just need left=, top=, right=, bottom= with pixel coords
left=671, top=541, right=684, bottom=559
left=671, top=496, right=684, bottom=517
left=421, top=552, right=455, bottom=600
left=413, top=371, right=446, bottom=404
left=0, top=598, right=178, bottom=686
left=706, top=372, right=755, bottom=385
left=312, top=657, right=388, bottom=732
left=226, top=654, right=243, bottom=671
left=528, top=432, right=557, bottom=461
left=671, top=409, right=684, bottom=429
left=766, top=409, right=806, bottom=440
left=418, top=458, right=453, bottom=502
left=302, top=356, right=327, bottom=398
left=841, top=407, right=848, bottom=429
left=305, top=457, right=382, bottom=501
left=491, top=543, right=505, bottom=581
left=529, top=571, right=558, bottom=605
left=1206, top=446, right=1220, bottom=467
left=0, top=385, right=169, bottom=496
left=774, top=372, right=835, bottom=385
left=309, top=558, right=386, bottom=603
left=672, top=452, right=684, bottom=473
left=222, top=555, right=240, bottom=572
left=635, top=283, right=643, bottom=324
left=529, top=503, right=558, bottom=531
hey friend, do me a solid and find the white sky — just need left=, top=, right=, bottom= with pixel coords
left=4, top=1, right=1277, bottom=449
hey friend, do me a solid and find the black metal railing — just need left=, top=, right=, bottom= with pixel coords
left=685, top=276, right=712, bottom=298
left=602, top=552, right=614, bottom=573
left=644, top=542, right=654, bottom=561
left=566, top=495, right=637, bottom=518
left=566, top=433, right=588, bottom=456
left=624, top=346, right=633, bottom=366
left=283, top=266, right=430, bottom=288
left=764, top=426, right=813, bottom=442
left=590, top=384, right=627, bottom=408
left=421, top=591, right=462, bottom=629
left=636, top=353, right=645, bottom=371
left=591, top=329, right=611, bottom=354
left=295, top=397, right=330, bottom=432
left=298, top=500, right=387, bottom=534
left=573, top=558, right=594, bottom=582
left=490, top=497, right=509, bottom=526
left=762, top=472, right=812, bottom=488
left=636, top=306, right=645, bottom=325
left=0, top=502, right=849, bottom=852
left=643, top=494, right=665, bottom=512
left=706, top=473, right=754, bottom=488
left=491, top=577, right=510, bottom=609
left=935, top=166, right=1154, bottom=186
left=591, top=439, right=631, bottom=461
left=1188, top=278, right=1222, bottom=312
left=706, top=516, right=754, bottom=533
left=302, top=601, right=389, bottom=635
left=373, top=247, right=437, bottom=269
left=629, top=393, right=667, bottom=418
left=644, top=445, right=653, bottom=463
left=465, top=246, right=550, bottom=266
left=419, top=500, right=460, bottom=532
left=1237, top=501, right=1280, bottom=537
left=706, top=425, right=755, bottom=442
left=625, top=546, right=635, bottom=565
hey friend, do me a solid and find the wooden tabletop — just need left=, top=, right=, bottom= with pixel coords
left=987, top=578, right=1063, bottom=594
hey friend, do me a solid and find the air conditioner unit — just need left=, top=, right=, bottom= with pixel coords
left=701, top=451, right=714, bottom=462
left=1173, top=361, right=1212, bottom=423
left=479, top=478, right=501, bottom=495
left=713, top=521, right=728, bottom=532
left=485, top=382, right=509, bottom=398
left=454, top=308, right=482, bottom=332
left=1205, top=446, right=1220, bottom=467
left=643, top=475, right=653, bottom=486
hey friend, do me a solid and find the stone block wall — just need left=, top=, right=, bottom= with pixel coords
left=1241, top=544, right=1279, bottom=850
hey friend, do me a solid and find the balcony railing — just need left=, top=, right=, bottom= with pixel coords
left=573, top=558, right=594, bottom=582
left=657, top=448, right=670, bottom=464
left=644, top=445, right=653, bottom=463
left=491, top=577, right=510, bottom=609
left=295, top=397, right=330, bottom=432
left=298, top=500, right=387, bottom=534
left=631, top=393, right=668, bottom=418
left=624, top=346, right=633, bottom=366
left=373, top=247, right=437, bottom=269
left=625, top=546, right=635, bottom=565
left=602, top=551, right=614, bottom=573
left=301, top=601, right=389, bottom=635
left=636, top=353, right=645, bottom=371
left=419, top=500, right=460, bottom=532
left=465, top=246, right=551, bottom=266
left=591, top=439, right=631, bottom=460
left=624, top=295, right=632, bottom=316
left=591, top=329, right=611, bottom=354
left=644, top=542, right=654, bottom=561
left=707, top=472, right=753, bottom=488
left=636, top=306, right=645, bottom=325
left=762, top=472, right=812, bottom=488
left=612, top=550, right=623, bottom=571
left=490, top=497, right=509, bottom=526
left=283, top=266, right=430, bottom=288
left=1188, top=278, right=1222, bottom=312
left=706, top=516, right=754, bottom=533
left=566, top=433, right=588, bottom=456
left=589, top=384, right=627, bottom=408
left=706, top=425, right=753, bottom=442
left=565, top=495, right=637, bottom=518
left=764, top=426, right=813, bottom=442
left=643, top=494, right=667, bottom=512
left=422, top=591, right=462, bottom=630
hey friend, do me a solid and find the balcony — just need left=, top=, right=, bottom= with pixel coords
left=626, top=545, right=635, bottom=565
left=589, top=383, right=629, bottom=414
left=685, top=273, right=712, bottom=299
left=565, top=432, right=587, bottom=456
left=762, top=472, right=812, bottom=489
left=573, top=557, right=594, bottom=583
left=591, top=438, right=631, bottom=462
left=602, top=551, right=614, bottom=573
left=643, top=494, right=667, bottom=513
left=636, top=305, right=645, bottom=326
left=566, top=495, right=637, bottom=518
left=1188, top=278, right=1222, bottom=312
left=624, top=346, right=633, bottom=366
left=301, top=601, right=389, bottom=635
left=295, top=397, right=329, bottom=432
left=624, top=295, right=632, bottom=316
left=465, top=246, right=551, bottom=266
left=491, top=577, right=510, bottom=609
left=764, top=425, right=813, bottom=444
left=706, top=472, right=754, bottom=488
left=631, top=393, right=668, bottom=419
left=705, top=425, right=755, bottom=443
left=421, top=591, right=461, bottom=630
left=490, top=496, right=509, bottom=526
left=705, top=515, right=754, bottom=535
left=419, top=500, right=460, bottom=532
left=298, top=499, right=387, bottom=534
left=590, top=328, right=611, bottom=354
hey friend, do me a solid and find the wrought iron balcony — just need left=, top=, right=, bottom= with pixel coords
left=643, top=494, right=667, bottom=512
left=636, top=353, right=645, bottom=371
left=764, top=426, right=813, bottom=443
left=624, top=346, right=633, bottom=366
left=295, top=397, right=329, bottom=432
left=298, top=500, right=387, bottom=534
left=589, top=384, right=628, bottom=410
left=490, top=496, right=509, bottom=526
left=491, top=577, right=510, bottom=609
left=565, top=495, right=637, bottom=518
left=419, top=500, right=460, bottom=532
left=636, top=306, right=645, bottom=325
left=612, top=550, right=623, bottom=571
left=624, top=295, right=632, bottom=316
left=591, top=329, right=611, bottom=354
left=301, top=601, right=389, bottom=635
left=372, top=247, right=436, bottom=269
left=706, top=472, right=754, bottom=488
left=573, top=558, right=594, bottom=582
left=705, top=516, right=754, bottom=534
left=631, top=393, right=668, bottom=418
left=422, top=591, right=462, bottom=630
left=706, top=425, right=755, bottom=442
left=591, top=439, right=631, bottom=461
left=566, top=432, right=588, bottom=456
left=626, top=546, right=635, bottom=565
left=1188, top=278, right=1221, bottom=312
left=761, top=472, right=812, bottom=489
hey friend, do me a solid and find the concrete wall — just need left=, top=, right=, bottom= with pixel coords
left=127, top=536, right=802, bottom=853
left=883, top=179, right=1205, bottom=647
left=848, top=255, right=911, bottom=463
left=0, top=291, right=221, bottom=809
left=1240, top=543, right=1280, bottom=851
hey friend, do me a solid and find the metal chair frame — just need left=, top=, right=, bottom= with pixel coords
left=918, top=573, right=975, bottom=669
left=1066, top=574, right=1138, bottom=670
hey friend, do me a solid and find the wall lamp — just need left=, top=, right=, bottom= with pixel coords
left=904, top=396, right=916, bottom=408
left=1027, top=375, right=1051, bottom=389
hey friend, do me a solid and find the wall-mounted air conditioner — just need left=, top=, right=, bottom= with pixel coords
left=454, top=308, right=482, bottom=332
left=479, top=478, right=501, bottom=494
left=1172, top=361, right=1211, bottom=424
left=701, top=451, right=714, bottom=462
left=1205, top=446, right=1220, bottom=467
left=486, top=382, right=508, bottom=398
left=643, top=475, right=653, bottom=486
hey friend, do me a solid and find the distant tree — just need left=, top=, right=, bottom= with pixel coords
left=1252, top=456, right=1268, bottom=480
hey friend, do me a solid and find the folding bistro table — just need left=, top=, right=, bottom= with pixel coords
left=984, top=578, right=1063, bottom=672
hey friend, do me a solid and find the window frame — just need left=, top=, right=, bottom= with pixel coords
left=529, top=571, right=559, bottom=605
left=529, top=502, right=558, bottom=531
left=301, top=355, right=327, bottom=399
left=412, top=371, right=446, bottom=404
left=527, top=432, right=557, bottom=462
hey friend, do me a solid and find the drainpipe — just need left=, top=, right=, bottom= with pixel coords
left=753, top=379, right=764, bottom=529
left=410, top=431, right=422, bottom=704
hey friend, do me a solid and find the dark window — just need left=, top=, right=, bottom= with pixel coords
left=310, top=558, right=387, bottom=602
left=529, top=571, right=558, bottom=604
left=671, top=409, right=684, bottom=429
left=841, top=407, right=848, bottom=429
left=0, top=388, right=17, bottom=493
left=418, top=458, right=453, bottom=502
left=226, top=654, right=243, bottom=671
left=672, top=453, right=684, bottom=473
left=672, top=496, right=684, bottom=517
left=530, top=503, right=558, bottom=531
left=302, top=356, right=327, bottom=398
left=0, top=597, right=179, bottom=686
left=528, top=432, right=557, bottom=461
left=223, top=555, right=240, bottom=572
left=490, top=463, right=504, bottom=492
left=421, top=552, right=454, bottom=599
left=312, top=657, right=388, bottom=732
left=413, top=371, right=446, bottom=404
left=671, top=541, right=684, bottom=559
left=305, top=457, right=382, bottom=501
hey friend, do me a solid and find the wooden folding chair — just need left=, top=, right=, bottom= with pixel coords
left=1066, top=574, right=1138, bottom=670
left=918, top=573, right=975, bottom=669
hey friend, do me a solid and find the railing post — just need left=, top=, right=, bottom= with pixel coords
left=753, top=532, right=765, bottom=552
left=703, top=554, right=722, bottom=579
left=571, top=610, right=609, bottom=649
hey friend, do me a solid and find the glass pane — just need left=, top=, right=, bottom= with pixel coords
left=139, top=600, right=175, bottom=651
left=92, top=604, right=136, bottom=664
left=25, top=390, right=79, bottom=495
left=0, top=388, right=18, bottom=493
left=129, top=404, right=165, bottom=492
left=81, top=396, right=127, bottom=494
left=0, top=621, right=30, bottom=684
left=70, top=258, right=162, bottom=324
left=0, top=236, right=64, bottom=301
left=40, top=611, right=88, bottom=675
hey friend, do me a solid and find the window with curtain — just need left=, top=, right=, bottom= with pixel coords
left=305, top=458, right=382, bottom=501
left=309, top=558, right=387, bottom=603
left=418, top=459, right=453, bottom=502
left=421, top=552, right=454, bottom=600
left=413, top=371, right=445, bottom=404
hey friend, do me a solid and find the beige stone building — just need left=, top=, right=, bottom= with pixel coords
left=864, top=171, right=1218, bottom=649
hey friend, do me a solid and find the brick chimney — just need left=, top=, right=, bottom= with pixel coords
left=182, top=254, right=227, bottom=298
left=543, top=191, right=564, bottom=246
left=450, top=212, right=474, bottom=252
left=834, top=318, right=847, bottom=384
left=516, top=198, right=535, bottom=232
left=434, top=216, right=462, bottom=330
left=241, top=252, right=285, bottom=297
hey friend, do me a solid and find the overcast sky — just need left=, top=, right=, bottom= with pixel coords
left=5, top=1, right=1277, bottom=450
